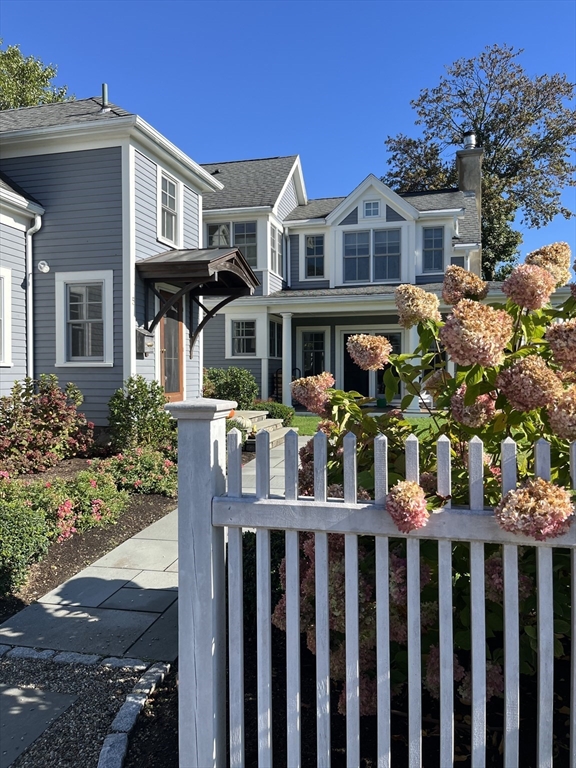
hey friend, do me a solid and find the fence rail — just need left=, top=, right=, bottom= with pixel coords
left=168, top=399, right=576, bottom=768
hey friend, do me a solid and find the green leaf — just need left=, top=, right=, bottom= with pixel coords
left=454, top=631, right=471, bottom=650
left=401, top=394, right=414, bottom=410
left=524, top=625, right=537, bottom=639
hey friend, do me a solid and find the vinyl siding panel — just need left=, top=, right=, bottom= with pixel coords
left=252, top=270, right=263, bottom=297
left=0, top=223, right=27, bottom=393
left=183, top=186, right=199, bottom=249
left=203, top=314, right=262, bottom=394
left=290, top=233, right=330, bottom=290
left=268, top=272, right=283, bottom=294
left=276, top=176, right=298, bottom=220
left=339, top=207, right=358, bottom=225
left=386, top=205, right=406, bottom=222
left=1, top=148, right=124, bottom=424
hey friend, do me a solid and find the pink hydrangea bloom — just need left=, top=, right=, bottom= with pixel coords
left=442, top=265, right=488, bottom=305
left=346, top=334, right=392, bottom=371
left=425, top=645, right=466, bottom=699
left=547, top=385, right=576, bottom=440
left=484, top=553, right=533, bottom=603
left=394, top=284, right=442, bottom=328
left=496, top=356, right=563, bottom=412
left=440, top=299, right=513, bottom=367
left=422, top=369, right=452, bottom=398
left=458, top=662, right=504, bottom=704
left=502, top=264, right=556, bottom=310
left=385, top=480, right=429, bottom=533
left=494, top=477, right=574, bottom=541
left=450, top=384, right=496, bottom=428
left=290, top=372, right=335, bottom=414
left=525, top=242, right=572, bottom=287
left=546, top=318, right=576, bottom=371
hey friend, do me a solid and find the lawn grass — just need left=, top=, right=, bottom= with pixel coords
left=291, top=415, right=321, bottom=436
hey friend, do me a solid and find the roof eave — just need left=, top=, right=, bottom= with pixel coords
left=0, top=188, right=45, bottom=216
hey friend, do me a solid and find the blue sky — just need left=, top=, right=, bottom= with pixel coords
left=2, top=0, right=575, bottom=260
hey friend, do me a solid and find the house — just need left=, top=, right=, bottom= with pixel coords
left=0, top=95, right=257, bottom=424
left=200, top=137, right=483, bottom=408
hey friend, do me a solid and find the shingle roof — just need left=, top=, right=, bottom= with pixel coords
left=403, top=189, right=480, bottom=243
left=268, top=281, right=504, bottom=300
left=0, top=97, right=133, bottom=133
left=0, top=170, right=42, bottom=206
left=285, top=197, right=346, bottom=221
left=200, top=156, right=298, bottom=210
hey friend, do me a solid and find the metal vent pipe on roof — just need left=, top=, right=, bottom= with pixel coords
left=463, top=130, right=476, bottom=149
left=100, top=83, right=111, bottom=113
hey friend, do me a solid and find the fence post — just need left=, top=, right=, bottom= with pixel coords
left=167, top=397, right=236, bottom=768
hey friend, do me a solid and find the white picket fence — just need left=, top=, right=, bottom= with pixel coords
left=168, top=398, right=576, bottom=768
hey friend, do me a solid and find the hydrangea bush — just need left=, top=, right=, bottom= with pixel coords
left=276, top=242, right=576, bottom=715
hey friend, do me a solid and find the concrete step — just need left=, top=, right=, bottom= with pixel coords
left=245, top=425, right=299, bottom=451
left=234, top=409, right=269, bottom=424
left=253, top=418, right=284, bottom=433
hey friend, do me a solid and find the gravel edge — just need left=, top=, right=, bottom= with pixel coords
left=0, top=643, right=169, bottom=768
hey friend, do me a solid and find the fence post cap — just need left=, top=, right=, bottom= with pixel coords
left=166, top=397, right=237, bottom=421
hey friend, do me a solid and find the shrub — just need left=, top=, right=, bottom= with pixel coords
left=251, top=400, right=295, bottom=427
left=0, top=497, right=49, bottom=594
left=203, top=367, right=258, bottom=410
left=91, top=447, right=178, bottom=498
left=69, top=471, right=129, bottom=530
left=226, top=418, right=249, bottom=445
left=0, top=375, right=94, bottom=475
left=108, top=376, right=176, bottom=453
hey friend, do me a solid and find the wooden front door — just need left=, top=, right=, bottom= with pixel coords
left=160, top=292, right=184, bottom=402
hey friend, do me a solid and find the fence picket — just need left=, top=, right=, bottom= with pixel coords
left=535, top=440, right=554, bottom=768
left=286, top=528, right=301, bottom=768
left=314, top=432, right=330, bottom=767
left=470, top=541, right=486, bottom=768
left=227, top=429, right=243, bottom=498
left=469, top=436, right=484, bottom=511
left=285, top=429, right=299, bottom=501
left=256, top=431, right=272, bottom=766
left=572, top=443, right=576, bottom=768
left=374, top=434, right=388, bottom=507
left=375, top=436, right=390, bottom=767
left=438, top=435, right=453, bottom=766
left=501, top=437, right=519, bottom=768
left=405, top=435, right=421, bottom=768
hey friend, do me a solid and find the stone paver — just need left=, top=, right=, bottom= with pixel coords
left=90, top=538, right=178, bottom=571
left=38, top=566, right=141, bottom=607
left=123, top=570, right=177, bottom=591
left=132, top=509, right=177, bottom=541
left=125, top=601, right=178, bottom=662
left=99, top=587, right=177, bottom=613
left=0, top=685, right=77, bottom=768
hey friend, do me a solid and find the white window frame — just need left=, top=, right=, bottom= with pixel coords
left=363, top=200, right=380, bottom=218
left=296, top=326, right=331, bottom=378
left=157, top=169, right=182, bottom=248
left=206, top=220, right=258, bottom=268
left=304, top=234, right=325, bottom=280
left=422, top=226, right=445, bottom=272
left=343, top=228, right=401, bottom=284
left=231, top=319, right=257, bottom=357
left=55, top=270, right=114, bottom=367
left=0, top=266, right=12, bottom=367
left=270, top=225, right=283, bottom=276
left=269, top=319, right=282, bottom=359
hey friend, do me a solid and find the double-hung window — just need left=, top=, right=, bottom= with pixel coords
left=374, top=230, right=401, bottom=280
left=55, top=271, right=113, bottom=366
left=271, top=226, right=283, bottom=276
left=232, top=320, right=256, bottom=356
left=305, top=235, right=324, bottom=278
left=208, top=222, right=257, bottom=267
left=0, top=267, right=11, bottom=366
left=344, top=229, right=401, bottom=282
left=423, top=227, right=444, bottom=272
left=344, top=232, right=370, bottom=282
left=269, top=320, right=282, bottom=358
left=160, top=173, right=178, bottom=244
left=364, top=201, right=380, bottom=218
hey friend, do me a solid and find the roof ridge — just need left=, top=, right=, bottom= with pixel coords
left=0, top=97, right=95, bottom=114
left=401, top=187, right=460, bottom=196
left=201, top=155, right=297, bottom=166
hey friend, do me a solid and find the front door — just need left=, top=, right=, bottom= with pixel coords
left=160, top=291, right=184, bottom=402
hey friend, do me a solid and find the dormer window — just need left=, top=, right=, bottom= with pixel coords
left=160, top=173, right=178, bottom=244
left=207, top=222, right=257, bottom=267
left=271, top=226, right=283, bottom=276
left=423, top=227, right=444, bottom=272
left=364, top=201, right=380, bottom=218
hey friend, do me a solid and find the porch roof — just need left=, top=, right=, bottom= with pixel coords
left=136, top=247, right=259, bottom=297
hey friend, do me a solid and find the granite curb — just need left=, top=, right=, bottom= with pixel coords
left=0, top=643, right=169, bottom=768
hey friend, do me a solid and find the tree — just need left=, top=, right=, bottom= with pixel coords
left=382, top=45, right=576, bottom=279
left=0, top=40, right=70, bottom=111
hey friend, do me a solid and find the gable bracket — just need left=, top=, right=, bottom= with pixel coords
left=189, top=295, right=238, bottom=358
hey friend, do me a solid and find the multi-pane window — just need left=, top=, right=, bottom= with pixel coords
left=374, top=230, right=401, bottom=280
left=67, top=283, right=104, bottom=360
left=423, top=227, right=444, bottom=272
left=207, top=223, right=231, bottom=247
left=161, top=174, right=178, bottom=243
left=234, top=222, right=257, bottom=267
left=271, top=226, right=283, bottom=276
left=344, top=230, right=400, bottom=282
left=364, top=201, right=380, bottom=217
left=302, top=331, right=325, bottom=377
left=305, top=235, right=324, bottom=278
left=269, top=320, right=282, bottom=358
left=232, top=320, right=256, bottom=356
left=451, top=255, right=465, bottom=268
left=344, top=232, right=370, bottom=282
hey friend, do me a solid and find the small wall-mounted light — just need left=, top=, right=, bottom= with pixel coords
left=37, top=261, right=50, bottom=273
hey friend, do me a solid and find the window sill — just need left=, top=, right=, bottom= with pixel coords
left=0, top=362, right=13, bottom=368
left=55, top=361, right=114, bottom=368
left=157, top=235, right=179, bottom=249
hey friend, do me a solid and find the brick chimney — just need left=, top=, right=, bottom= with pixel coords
left=456, top=131, right=483, bottom=218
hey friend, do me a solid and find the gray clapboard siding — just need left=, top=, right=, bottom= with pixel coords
left=339, top=207, right=358, bottom=225
left=386, top=205, right=406, bottom=222
left=416, top=274, right=444, bottom=285
left=203, top=314, right=262, bottom=394
left=289, top=233, right=330, bottom=290
left=1, top=148, right=124, bottom=424
left=0, top=223, right=27, bottom=394
left=268, top=272, right=283, bottom=294
left=183, top=186, right=199, bottom=249
left=276, top=175, right=298, bottom=220
left=252, top=271, right=263, bottom=297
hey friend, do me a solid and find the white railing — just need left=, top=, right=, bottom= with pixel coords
left=169, top=398, right=576, bottom=768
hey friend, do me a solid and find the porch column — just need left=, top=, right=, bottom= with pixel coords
left=166, top=397, right=234, bottom=768
left=281, top=312, right=293, bottom=406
